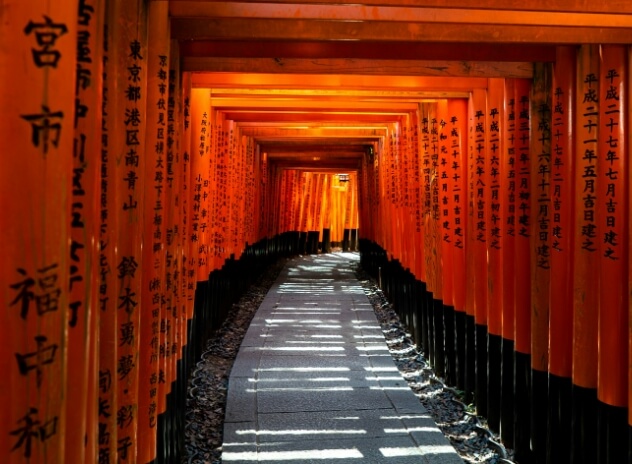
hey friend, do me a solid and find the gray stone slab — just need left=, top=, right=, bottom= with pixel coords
left=256, top=385, right=393, bottom=414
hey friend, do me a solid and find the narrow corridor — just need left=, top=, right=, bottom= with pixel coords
left=221, top=253, right=463, bottom=463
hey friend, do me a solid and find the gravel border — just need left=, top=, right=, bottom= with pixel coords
left=183, top=254, right=515, bottom=464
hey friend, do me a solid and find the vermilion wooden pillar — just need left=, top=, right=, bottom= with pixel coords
left=513, top=78, right=533, bottom=464
left=68, top=2, right=104, bottom=463
left=180, top=73, right=195, bottom=323
left=190, top=88, right=212, bottom=280
left=486, top=78, right=504, bottom=433
left=420, top=105, right=433, bottom=360
left=464, top=95, right=477, bottom=403
left=548, top=45, right=575, bottom=464
left=530, top=61, right=552, bottom=464
left=430, top=107, right=445, bottom=378
left=629, top=45, right=632, bottom=464
left=449, top=99, right=468, bottom=393
left=471, top=88, right=489, bottom=416
left=1, top=3, right=77, bottom=463
left=110, top=2, right=148, bottom=462
left=571, top=44, right=600, bottom=464
left=139, top=2, right=169, bottom=462
left=596, top=44, right=629, bottom=464
left=500, top=78, right=517, bottom=448
left=437, top=99, right=451, bottom=381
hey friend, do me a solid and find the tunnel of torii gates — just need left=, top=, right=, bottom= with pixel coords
left=2, top=1, right=632, bottom=464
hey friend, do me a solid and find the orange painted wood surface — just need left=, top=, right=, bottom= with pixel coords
left=549, top=46, right=575, bottom=379
left=530, top=62, right=552, bottom=373
left=513, top=78, right=532, bottom=355
left=501, top=79, right=517, bottom=341
left=487, top=78, right=504, bottom=337
left=572, top=44, right=600, bottom=389
left=597, top=44, right=628, bottom=408
left=1, top=2, right=78, bottom=462
left=471, top=89, right=489, bottom=327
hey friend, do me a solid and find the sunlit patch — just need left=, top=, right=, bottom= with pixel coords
left=364, top=366, right=399, bottom=372
left=383, top=427, right=440, bottom=433
left=245, top=386, right=354, bottom=392
left=236, top=429, right=367, bottom=436
left=258, top=367, right=350, bottom=372
left=364, top=376, right=402, bottom=381
left=256, top=346, right=345, bottom=351
left=311, top=335, right=344, bottom=339
left=355, top=345, right=389, bottom=351
left=379, top=447, right=422, bottom=457
left=369, top=386, right=411, bottom=391
left=285, top=340, right=345, bottom=345
left=379, top=415, right=432, bottom=420
left=353, top=334, right=384, bottom=339
left=248, top=377, right=350, bottom=383
left=223, top=448, right=364, bottom=461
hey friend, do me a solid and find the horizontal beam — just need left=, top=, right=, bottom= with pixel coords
left=171, top=17, right=632, bottom=44
left=180, top=41, right=556, bottom=62
left=184, top=57, right=533, bottom=78
left=223, top=112, right=404, bottom=123
left=191, top=73, right=488, bottom=92
left=169, top=2, right=632, bottom=28
left=209, top=88, right=469, bottom=100
left=211, top=98, right=419, bottom=111
left=169, top=0, right=632, bottom=16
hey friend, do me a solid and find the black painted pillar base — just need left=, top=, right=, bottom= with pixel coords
left=475, top=323, right=488, bottom=416
left=547, top=373, right=572, bottom=464
left=629, top=425, right=632, bottom=463
left=597, top=400, right=629, bottom=464
left=444, top=305, right=456, bottom=386
left=420, top=282, right=430, bottom=357
left=500, top=337, right=514, bottom=448
left=514, top=351, right=532, bottom=464
left=487, top=333, right=502, bottom=433
left=433, top=299, right=445, bottom=378
left=299, top=231, right=308, bottom=254
left=454, top=310, right=466, bottom=391
left=426, top=291, right=435, bottom=367
left=342, top=228, right=350, bottom=251
left=464, top=314, right=476, bottom=404
left=531, top=368, right=549, bottom=464
left=412, top=281, right=423, bottom=347
left=322, top=228, right=331, bottom=253
left=571, top=384, right=598, bottom=464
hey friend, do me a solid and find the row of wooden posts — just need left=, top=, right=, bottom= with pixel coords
left=0, top=1, right=358, bottom=463
left=359, top=46, right=631, bottom=464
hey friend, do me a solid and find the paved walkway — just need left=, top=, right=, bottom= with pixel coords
left=222, top=253, right=463, bottom=463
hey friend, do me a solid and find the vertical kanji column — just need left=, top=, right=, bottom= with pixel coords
left=572, top=44, right=600, bottom=464
left=111, top=1, right=148, bottom=461
left=68, top=1, right=104, bottom=463
left=448, top=99, right=468, bottom=393
left=500, top=78, right=517, bottom=448
left=597, top=44, right=629, bottom=464
left=487, top=78, right=504, bottom=432
left=548, top=45, right=575, bottom=464
left=530, top=62, right=552, bottom=463
left=513, top=78, right=532, bottom=463
left=471, top=88, right=489, bottom=415
left=138, top=1, right=169, bottom=462
left=464, top=96, right=477, bottom=403
left=98, top=4, right=119, bottom=462
left=190, top=88, right=211, bottom=281
left=1, top=2, right=77, bottom=463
